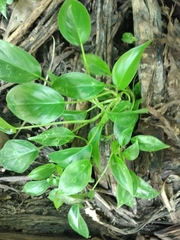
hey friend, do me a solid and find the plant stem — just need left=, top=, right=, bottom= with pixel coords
left=16, top=112, right=103, bottom=130
left=92, top=159, right=110, bottom=191
left=80, top=43, right=90, bottom=75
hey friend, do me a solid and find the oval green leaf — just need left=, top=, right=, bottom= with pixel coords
left=88, top=125, right=102, bottom=167
left=0, top=140, right=38, bottom=173
left=58, top=159, right=92, bottom=196
left=108, top=111, right=139, bottom=128
left=131, top=135, right=170, bottom=152
left=110, top=154, right=133, bottom=195
left=22, top=180, right=49, bottom=196
left=0, top=40, right=41, bottom=83
left=112, top=40, right=152, bottom=90
left=52, top=72, right=105, bottom=99
left=28, top=163, right=56, bottom=180
left=123, top=140, right=139, bottom=160
left=49, top=145, right=92, bottom=168
left=28, top=127, right=75, bottom=146
left=68, top=204, right=89, bottom=238
left=130, top=171, right=159, bottom=199
left=7, top=83, right=65, bottom=124
left=114, top=124, right=134, bottom=147
left=121, top=32, right=137, bottom=44
left=58, top=0, right=91, bottom=46
left=82, top=54, right=111, bottom=76
left=116, top=184, right=135, bottom=208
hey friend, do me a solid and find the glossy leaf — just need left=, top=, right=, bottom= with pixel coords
left=114, top=124, right=133, bottom=147
left=0, top=140, right=38, bottom=173
left=110, top=154, right=133, bottom=195
left=49, top=145, right=92, bottom=168
left=62, top=110, right=87, bottom=121
left=131, top=172, right=159, bottom=199
left=88, top=125, right=102, bottom=167
left=116, top=184, right=135, bottom=208
left=28, top=163, right=56, bottom=180
left=112, top=101, right=132, bottom=112
left=52, top=72, right=105, bottom=100
left=58, top=159, right=92, bottom=196
left=0, top=117, right=16, bottom=134
left=22, top=180, right=49, bottom=196
left=0, top=40, right=41, bottom=83
left=68, top=204, right=89, bottom=238
left=82, top=54, right=111, bottom=76
left=129, top=170, right=139, bottom=195
left=108, top=111, right=139, bottom=128
left=112, top=40, right=152, bottom=90
left=131, top=135, right=170, bottom=152
left=48, top=189, right=64, bottom=209
left=58, top=0, right=91, bottom=46
left=7, top=83, right=65, bottom=124
left=28, top=127, right=74, bottom=146
left=123, top=140, right=139, bottom=160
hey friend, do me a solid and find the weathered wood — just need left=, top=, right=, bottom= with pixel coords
left=0, top=232, right=85, bottom=240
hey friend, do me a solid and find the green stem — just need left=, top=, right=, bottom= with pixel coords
left=92, top=159, right=110, bottom=191
left=16, top=112, right=103, bottom=130
left=80, top=43, right=90, bottom=75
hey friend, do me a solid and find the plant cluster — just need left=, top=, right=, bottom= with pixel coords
left=0, top=0, right=169, bottom=237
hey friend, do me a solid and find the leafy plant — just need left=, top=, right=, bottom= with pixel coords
left=0, top=0, right=169, bottom=238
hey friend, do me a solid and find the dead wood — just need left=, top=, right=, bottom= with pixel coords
left=0, top=0, right=180, bottom=239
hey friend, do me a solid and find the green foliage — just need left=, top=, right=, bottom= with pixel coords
left=0, top=40, right=41, bottom=83
left=122, top=32, right=137, bottom=44
left=0, top=0, right=14, bottom=19
left=0, top=0, right=169, bottom=238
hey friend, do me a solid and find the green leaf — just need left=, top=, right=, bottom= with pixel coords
left=88, top=125, right=102, bottom=167
left=52, top=72, right=104, bottom=100
left=112, top=40, right=152, bottom=90
left=116, top=184, right=135, bottom=208
left=0, top=117, right=16, bottom=134
left=82, top=54, right=111, bottom=76
left=62, top=110, right=87, bottom=121
left=110, top=154, right=133, bottom=195
left=0, top=40, right=41, bottom=83
left=58, top=0, right=91, bottom=46
left=7, top=83, right=65, bottom=124
left=131, top=135, right=170, bottom=152
left=48, top=189, right=64, bottom=209
left=58, top=159, right=92, bottom=195
left=22, top=180, right=49, bottom=196
left=129, top=170, right=139, bottom=194
left=68, top=204, right=89, bottom=238
left=121, top=32, right=137, bottom=44
left=47, top=176, right=59, bottom=187
left=130, top=172, right=159, bottom=199
left=108, top=111, right=139, bottom=128
left=114, top=124, right=134, bottom=147
left=0, top=140, right=38, bottom=173
left=112, top=101, right=132, bottom=112
left=28, top=127, right=75, bottom=146
left=123, top=140, right=139, bottom=160
left=28, top=163, right=56, bottom=180
left=0, top=0, right=7, bottom=18
left=49, top=145, right=92, bottom=168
